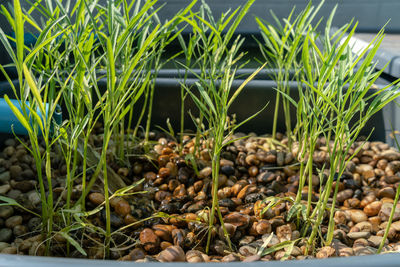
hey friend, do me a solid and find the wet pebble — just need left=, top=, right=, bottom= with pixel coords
left=140, top=228, right=160, bottom=253
left=224, top=212, right=250, bottom=228
left=363, top=201, right=382, bottom=217
left=88, top=192, right=105, bottom=206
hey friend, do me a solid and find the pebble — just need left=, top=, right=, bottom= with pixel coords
left=127, top=248, right=146, bottom=261
left=0, top=172, right=10, bottom=183
left=0, top=242, right=9, bottom=251
left=239, top=245, right=258, bottom=256
left=337, top=189, right=353, bottom=203
left=0, top=207, right=13, bottom=219
left=28, top=191, right=41, bottom=206
left=13, top=225, right=27, bottom=236
left=140, top=228, right=160, bottom=253
left=316, top=246, right=335, bottom=259
left=158, top=246, right=185, bottom=262
left=12, top=180, right=35, bottom=193
left=379, top=202, right=400, bottom=221
left=224, top=212, right=250, bottom=228
left=186, top=250, right=207, bottom=263
left=243, top=254, right=261, bottom=262
left=364, top=201, right=382, bottom=216
left=198, top=167, right=212, bottom=179
left=347, top=231, right=371, bottom=239
left=368, top=235, right=387, bottom=247
left=0, top=228, right=12, bottom=242
left=5, top=216, right=22, bottom=229
left=88, top=192, right=105, bottom=206
left=114, top=199, right=131, bottom=216
left=0, top=184, right=10, bottom=195
left=378, top=187, right=395, bottom=199
left=348, top=209, right=367, bottom=223
left=221, top=254, right=239, bottom=262
left=1, top=246, right=17, bottom=254
left=353, top=246, right=377, bottom=256
left=9, top=165, right=22, bottom=180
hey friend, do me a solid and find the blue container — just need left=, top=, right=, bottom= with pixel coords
left=0, top=98, right=62, bottom=135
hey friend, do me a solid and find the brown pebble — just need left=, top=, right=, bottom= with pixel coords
left=140, top=228, right=160, bottom=253
left=348, top=209, right=368, bottom=223
left=114, top=199, right=131, bottom=216
left=158, top=246, right=185, bottom=262
left=128, top=248, right=146, bottom=261
left=316, top=246, right=335, bottom=259
left=364, top=201, right=382, bottom=216
left=224, top=212, right=250, bottom=228
left=88, top=193, right=105, bottom=206
left=378, top=187, right=395, bottom=199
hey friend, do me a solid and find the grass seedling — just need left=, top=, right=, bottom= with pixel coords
left=299, top=24, right=400, bottom=251
left=0, top=0, right=71, bottom=253
left=256, top=0, right=324, bottom=148
left=181, top=0, right=269, bottom=253
left=378, top=124, right=400, bottom=253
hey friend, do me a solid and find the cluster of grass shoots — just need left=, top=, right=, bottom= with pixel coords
left=257, top=0, right=400, bottom=255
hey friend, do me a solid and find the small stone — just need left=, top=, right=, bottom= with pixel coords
left=0, top=172, right=10, bottom=183
left=0, top=184, right=10, bottom=195
left=12, top=225, right=26, bottom=237
left=153, top=224, right=174, bottom=242
left=378, top=187, right=395, bottom=199
left=0, top=242, right=9, bottom=251
left=255, top=220, right=271, bottom=235
left=239, top=245, right=258, bottom=256
left=352, top=221, right=373, bottom=233
left=5, top=216, right=22, bottom=229
left=28, top=191, right=41, bottom=206
left=128, top=248, right=146, bottom=261
left=224, top=212, right=250, bottom=228
left=316, top=246, right=335, bottom=259
left=12, top=180, right=34, bottom=193
left=239, top=236, right=255, bottom=246
left=9, top=165, right=22, bottom=180
left=0, top=228, right=12, bottom=242
left=114, top=199, right=131, bottom=216
left=0, top=207, right=13, bottom=219
left=158, top=246, right=185, bottom=262
left=347, top=231, right=371, bottom=239
left=186, top=250, right=206, bottom=263
left=6, top=189, right=21, bottom=200
left=27, top=217, right=41, bottom=231
left=198, top=167, right=212, bottom=179
left=353, top=246, right=377, bottom=256
left=338, top=247, right=354, bottom=257
left=140, top=228, right=160, bottom=253
left=276, top=224, right=292, bottom=242
left=243, top=254, right=261, bottom=262
left=88, top=192, right=105, bottom=206
left=364, top=201, right=382, bottom=216
left=337, top=189, right=353, bottom=203
left=379, top=202, right=400, bottom=221
left=368, top=235, right=387, bottom=247
left=348, top=209, right=368, bottom=223
left=1, top=246, right=17, bottom=254
left=160, top=241, right=173, bottom=250
left=221, top=254, right=239, bottom=262
left=381, top=150, right=400, bottom=161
